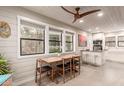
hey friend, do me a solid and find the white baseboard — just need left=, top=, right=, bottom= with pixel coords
left=106, top=59, right=124, bottom=64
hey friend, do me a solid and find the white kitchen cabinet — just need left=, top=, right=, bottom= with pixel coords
left=93, top=53, right=103, bottom=66
left=81, top=51, right=105, bottom=66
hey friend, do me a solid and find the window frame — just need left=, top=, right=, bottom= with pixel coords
left=17, top=16, right=47, bottom=58
left=65, top=32, right=74, bottom=52
left=49, top=29, right=63, bottom=53
left=19, top=19, right=46, bottom=56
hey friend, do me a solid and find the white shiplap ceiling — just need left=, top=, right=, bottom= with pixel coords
left=23, top=6, right=124, bottom=33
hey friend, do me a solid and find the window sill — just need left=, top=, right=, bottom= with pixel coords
left=17, top=53, right=47, bottom=59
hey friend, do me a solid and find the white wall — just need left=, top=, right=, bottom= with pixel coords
left=0, top=6, right=88, bottom=85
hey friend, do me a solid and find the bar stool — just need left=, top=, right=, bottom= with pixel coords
left=35, top=59, right=52, bottom=85
left=72, top=56, right=80, bottom=77
left=57, top=57, right=72, bottom=83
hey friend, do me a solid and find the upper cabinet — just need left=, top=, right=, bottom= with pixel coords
left=92, top=33, right=104, bottom=40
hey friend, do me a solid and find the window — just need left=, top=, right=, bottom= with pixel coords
left=105, top=36, right=116, bottom=47
left=49, top=28, right=62, bottom=53
left=65, top=32, right=73, bottom=52
left=118, top=36, right=124, bottom=47
left=18, top=16, right=76, bottom=57
left=20, top=20, right=45, bottom=56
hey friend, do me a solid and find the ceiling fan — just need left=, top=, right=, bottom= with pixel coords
left=61, top=6, right=101, bottom=23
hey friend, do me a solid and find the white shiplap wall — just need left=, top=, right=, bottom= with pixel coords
left=0, top=6, right=89, bottom=85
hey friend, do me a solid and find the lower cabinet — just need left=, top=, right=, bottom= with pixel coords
left=81, top=51, right=104, bottom=66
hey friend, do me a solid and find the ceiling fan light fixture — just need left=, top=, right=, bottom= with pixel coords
left=97, top=12, right=104, bottom=17
left=79, top=20, right=84, bottom=23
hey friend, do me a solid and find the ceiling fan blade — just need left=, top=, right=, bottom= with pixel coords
left=80, top=9, right=101, bottom=18
left=72, top=17, right=77, bottom=23
left=61, top=6, right=75, bottom=15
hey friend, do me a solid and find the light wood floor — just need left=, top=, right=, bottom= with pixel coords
left=20, top=61, right=124, bottom=86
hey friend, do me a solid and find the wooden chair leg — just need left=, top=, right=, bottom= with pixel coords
left=63, top=63, right=65, bottom=83
left=51, top=66, right=54, bottom=82
left=79, top=65, right=80, bottom=75
left=38, top=64, right=42, bottom=86
left=74, top=65, right=76, bottom=78
left=72, top=58, right=75, bottom=78
left=35, top=61, right=38, bottom=83
left=38, top=74, right=41, bottom=86
left=35, top=71, right=37, bottom=83
left=63, top=71, right=65, bottom=83
left=70, top=62, right=72, bottom=79
left=79, top=59, right=81, bottom=75
left=72, top=65, right=74, bottom=78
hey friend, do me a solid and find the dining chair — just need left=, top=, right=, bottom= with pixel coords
left=72, top=55, right=80, bottom=77
left=35, top=59, right=52, bottom=85
left=57, top=57, right=72, bottom=83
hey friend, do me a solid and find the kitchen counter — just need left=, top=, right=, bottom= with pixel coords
left=81, top=50, right=105, bottom=66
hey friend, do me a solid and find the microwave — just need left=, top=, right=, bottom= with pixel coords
left=93, top=40, right=102, bottom=45
left=93, top=40, right=103, bottom=51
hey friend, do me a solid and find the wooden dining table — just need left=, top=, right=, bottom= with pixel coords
left=37, top=54, right=80, bottom=83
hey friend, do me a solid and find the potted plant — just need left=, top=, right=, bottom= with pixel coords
left=0, top=54, right=12, bottom=86
left=0, top=54, right=11, bottom=75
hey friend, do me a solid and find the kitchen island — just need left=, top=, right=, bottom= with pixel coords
left=81, top=50, right=105, bottom=66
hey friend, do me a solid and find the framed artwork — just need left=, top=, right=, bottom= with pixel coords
left=78, top=34, right=87, bottom=47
